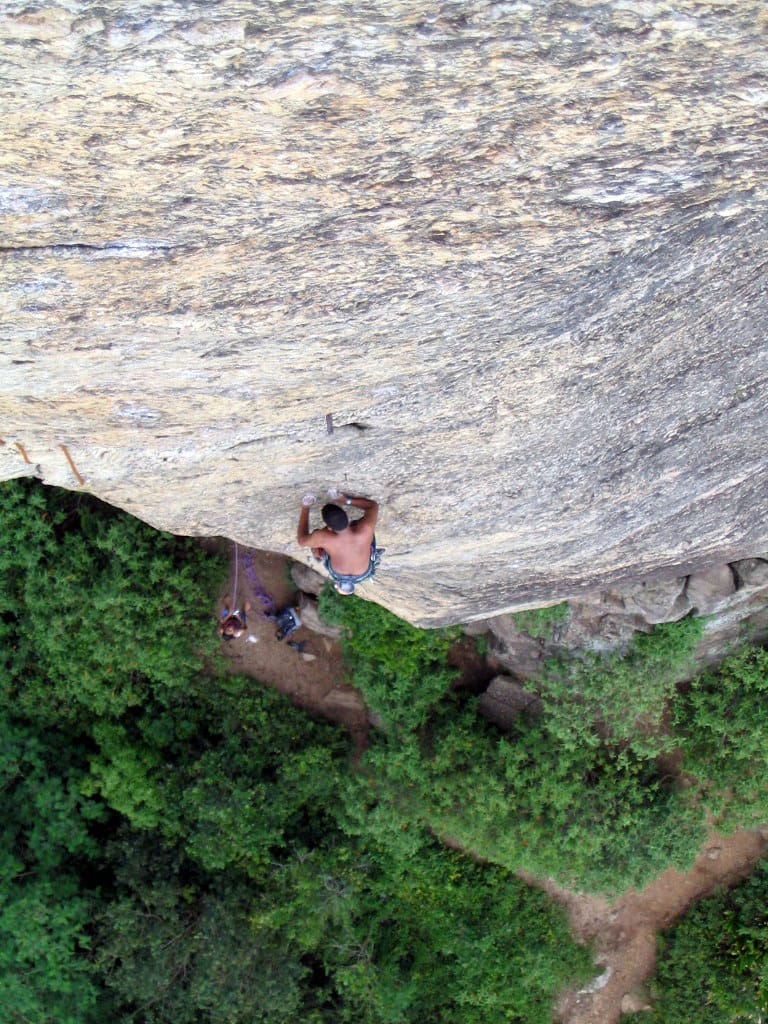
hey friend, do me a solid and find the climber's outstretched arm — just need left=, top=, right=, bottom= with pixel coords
left=297, top=504, right=314, bottom=546
left=345, top=495, right=378, bottom=530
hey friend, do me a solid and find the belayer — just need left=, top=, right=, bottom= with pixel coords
left=219, top=598, right=251, bottom=640
left=297, top=491, right=380, bottom=595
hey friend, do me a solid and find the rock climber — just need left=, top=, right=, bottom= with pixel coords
left=297, top=492, right=380, bottom=595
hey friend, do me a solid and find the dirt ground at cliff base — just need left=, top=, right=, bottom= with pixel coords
left=214, top=546, right=768, bottom=1024
left=215, top=547, right=369, bottom=753
left=548, top=825, right=768, bottom=1023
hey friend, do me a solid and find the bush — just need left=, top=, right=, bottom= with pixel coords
left=0, top=710, right=102, bottom=1024
left=327, top=609, right=707, bottom=893
left=633, top=859, right=768, bottom=1022
left=318, top=585, right=459, bottom=730
left=260, top=826, right=594, bottom=1024
left=0, top=479, right=596, bottom=1024
left=357, top=698, right=704, bottom=895
left=533, top=617, right=704, bottom=758
left=673, top=645, right=768, bottom=829
left=0, top=480, right=224, bottom=727
left=512, top=601, right=569, bottom=639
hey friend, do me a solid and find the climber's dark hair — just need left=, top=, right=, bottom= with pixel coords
left=322, top=503, right=349, bottom=532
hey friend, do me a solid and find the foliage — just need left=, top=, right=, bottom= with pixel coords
left=474, top=632, right=489, bottom=658
left=673, top=644, right=768, bottom=829
left=157, top=675, right=348, bottom=877
left=259, top=827, right=593, bottom=1024
left=512, top=601, right=569, bottom=639
left=318, top=598, right=707, bottom=892
left=356, top=698, right=705, bottom=895
left=0, top=479, right=595, bottom=1024
left=319, top=584, right=460, bottom=730
left=0, top=479, right=223, bottom=728
left=318, top=588, right=768, bottom=895
left=533, top=617, right=704, bottom=758
left=95, top=838, right=307, bottom=1024
left=0, top=710, right=102, bottom=1024
left=630, top=859, right=768, bottom=1022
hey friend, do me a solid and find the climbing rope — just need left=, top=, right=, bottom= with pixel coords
left=242, top=550, right=277, bottom=616
left=224, top=543, right=299, bottom=642
left=228, top=542, right=277, bottom=619
left=231, top=541, right=240, bottom=613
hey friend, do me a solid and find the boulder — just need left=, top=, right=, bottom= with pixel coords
left=616, top=578, right=690, bottom=624
left=731, top=558, right=768, bottom=594
left=296, top=594, right=343, bottom=640
left=620, top=993, right=652, bottom=1015
left=477, top=676, right=543, bottom=732
left=486, top=619, right=548, bottom=680
left=685, top=564, right=737, bottom=614
left=559, top=607, right=652, bottom=652
left=290, top=562, right=327, bottom=598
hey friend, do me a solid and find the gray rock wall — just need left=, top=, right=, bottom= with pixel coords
left=2, top=1, right=767, bottom=625
left=479, top=557, right=768, bottom=681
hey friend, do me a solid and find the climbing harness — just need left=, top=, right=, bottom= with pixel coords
left=322, top=540, right=382, bottom=594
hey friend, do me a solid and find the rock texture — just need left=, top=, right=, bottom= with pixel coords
left=2, top=1, right=767, bottom=626
left=481, top=556, right=768, bottom=681
left=477, top=675, right=543, bottom=731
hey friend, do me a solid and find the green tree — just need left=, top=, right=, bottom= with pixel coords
left=319, top=585, right=459, bottom=731
left=320, top=590, right=706, bottom=893
left=629, top=859, right=768, bottom=1022
left=0, top=710, right=102, bottom=1024
left=0, top=480, right=605, bottom=1022
left=259, top=826, right=594, bottom=1024
left=532, top=616, right=704, bottom=757
left=95, top=837, right=307, bottom=1024
left=0, top=479, right=223, bottom=728
left=673, top=645, right=768, bottom=829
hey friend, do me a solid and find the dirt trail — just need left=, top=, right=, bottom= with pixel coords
left=215, top=545, right=768, bottom=1023
left=549, top=826, right=768, bottom=1023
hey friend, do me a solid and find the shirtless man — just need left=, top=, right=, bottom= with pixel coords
left=297, top=492, right=380, bottom=595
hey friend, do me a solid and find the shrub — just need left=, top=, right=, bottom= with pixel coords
left=260, top=826, right=595, bottom=1024
left=357, top=698, right=705, bottom=895
left=318, top=585, right=459, bottom=730
left=512, top=601, right=569, bottom=639
left=0, top=710, right=102, bottom=1024
left=633, top=859, right=768, bottom=1022
left=673, top=644, right=768, bottom=829
left=329, top=611, right=707, bottom=893
left=533, top=617, right=704, bottom=758
left=0, top=480, right=224, bottom=727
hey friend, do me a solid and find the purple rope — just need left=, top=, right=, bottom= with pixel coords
left=231, top=543, right=240, bottom=611
left=240, top=550, right=277, bottom=617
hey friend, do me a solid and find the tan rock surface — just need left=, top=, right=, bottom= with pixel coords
left=3, top=1, right=767, bottom=625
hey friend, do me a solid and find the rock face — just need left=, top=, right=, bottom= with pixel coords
left=481, top=557, right=768, bottom=681
left=2, top=1, right=767, bottom=626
